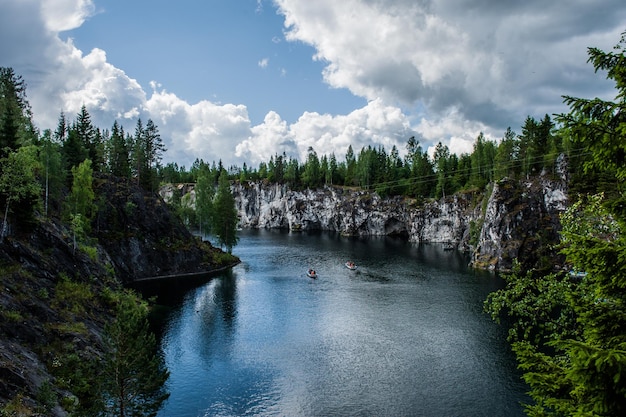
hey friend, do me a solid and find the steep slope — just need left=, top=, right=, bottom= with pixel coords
left=0, top=175, right=237, bottom=415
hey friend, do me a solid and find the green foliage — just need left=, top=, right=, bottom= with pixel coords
left=485, top=262, right=579, bottom=345
left=486, top=33, right=626, bottom=416
left=195, top=162, right=215, bottom=235
left=0, top=393, right=36, bottom=417
left=49, top=348, right=96, bottom=414
left=79, top=243, right=98, bottom=261
left=108, top=120, right=131, bottom=178
left=212, top=170, right=239, bottom=253
left=37, top=287, right=49, bottom=299
left=66, top=159, right=95, bottom=250
left=0, top=67, right=36, bottom=154
left=0, top=145, right=42, bottom=239
left=131, top=118, right=166, bottom=191
left=468, top=219, right=483, bottom=248
left=493, top=127, right=518, bottom=181
left=302, top=146, right=321, bottom=189
left=1, top=309, right=23, bottom=322
left=124, top=200, right=137, bottom=216
left=53, top=275, right=94, bottom=317
left=211, top=250, right=239, bottom=267
left=36, top=380, right=57, bottom=414
left=557, top=35, right=626, bottom=185
left=98, top=290, right=169, bottom=417
left=39, top=129, right=65, bottom=216
left=68, top=159, right=95, bottom=221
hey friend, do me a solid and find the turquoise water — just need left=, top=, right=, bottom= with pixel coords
left=154, top=230, right=528, bottom=416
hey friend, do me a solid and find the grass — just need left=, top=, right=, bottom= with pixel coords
left=53, top=276, right=94, bottom=317
left=1, top=309, right=23, bottom=322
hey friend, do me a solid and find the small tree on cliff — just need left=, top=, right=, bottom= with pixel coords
left=65, top=159, right=95, bottom=252
left=212, top=169, right=238, bottom=253
left=0, top=145, right=41, bottom=241
left=195, top=162, right=214, bottom=236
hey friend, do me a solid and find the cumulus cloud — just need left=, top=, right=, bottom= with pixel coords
left=275, top=0, right=626, bottom=133
left=237, top=99, right=417, bottom=165
left=40, top=0, right=95, bottom=32
left=2, top=0, right=625, bottom=169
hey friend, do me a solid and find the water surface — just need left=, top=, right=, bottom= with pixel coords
left=155, top=230, right=528, bottom=416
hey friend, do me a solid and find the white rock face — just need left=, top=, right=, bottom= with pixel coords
left=231, top=169, right=568, bottom=271
left=232, top=182, right=475, bottom=245
left=161, top=157, right=569, bottom=271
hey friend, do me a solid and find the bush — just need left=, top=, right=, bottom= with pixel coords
left=53, top=276, right=94, bottom=316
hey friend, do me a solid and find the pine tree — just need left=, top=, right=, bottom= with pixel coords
left=74, top=105, right=102, bottom=170
left=493, top=127, right=518, bottom=181
left=302, top=147, right=321, bottom=189
left=212, top=170, right=239, bottom=253
left=54, top=111, right=68, bottom=143
left=108, top=121, right=131, bottom=178
left=62, top=128, right=88, bottom=173
left=99, top=291, right=169, bottom=417
left=195, top=163, right=214, bottom=236
left=433, top=142, right=450, bottom=199
left=344, top=145, right=357, bottom=186
left=131, top=119, right=165, bottom=190
left=0, top=67, right=36, bottom=156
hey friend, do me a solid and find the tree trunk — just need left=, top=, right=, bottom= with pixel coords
left=1, top=202, right=9, bottom=243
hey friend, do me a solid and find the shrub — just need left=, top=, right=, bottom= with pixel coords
left=53, top=276, right=94, bottom=316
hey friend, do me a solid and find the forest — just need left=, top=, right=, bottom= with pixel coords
left=161, top=115, right=602, bottom=201
left=1, top=29, right=626, bottom=416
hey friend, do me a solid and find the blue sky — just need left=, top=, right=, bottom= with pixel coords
left=1, top=0, right=625, bottom=168
left=65, top=0, right=366, bottom=125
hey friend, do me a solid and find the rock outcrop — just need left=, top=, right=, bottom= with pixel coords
left=0, top=174, right=237, bottom=414
left=93, top=175, right=228, bottom=282
left=233, top=182, right=476, bottom=245
left=229, top=160, right=568, bottom=271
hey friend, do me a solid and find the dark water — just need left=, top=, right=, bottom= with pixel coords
left=154, top=230, right=528, bottom=417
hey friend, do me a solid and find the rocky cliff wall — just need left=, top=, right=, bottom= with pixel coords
left=232, top=182, right=478, bottom=246
left=229, top=160, right=568, bottom=271
left=0, top=175, right=237, bottom=413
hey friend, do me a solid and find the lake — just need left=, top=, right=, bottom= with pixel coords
left=153, top=229, right=528, bottom=417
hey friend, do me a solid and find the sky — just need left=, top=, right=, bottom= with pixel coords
left=1, top=0, right=625, bottom=168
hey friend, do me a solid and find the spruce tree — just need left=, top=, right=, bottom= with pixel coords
left=195, top=163, right=214, bottom=236
left=62, top=128, right=88, bottom=173
left=98, top=291, right=169, bottom=417
left=0, top=67, right=36, bottom=155
left=109, top=121, right=131, bottom=178
left=212, top=170, right=238, bottom=253
left=74, top=105, right=102, bottom=170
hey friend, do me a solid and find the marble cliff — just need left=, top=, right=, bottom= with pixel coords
left=163, top=156, right=569, bottom=271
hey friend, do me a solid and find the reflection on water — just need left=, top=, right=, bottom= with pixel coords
left=153, top=230, right=528, bottom=417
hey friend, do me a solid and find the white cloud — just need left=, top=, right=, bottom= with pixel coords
left=144, top=87, right=253, bottom=167
left=275, top=0, right=626, bottom=131
left=236, top=111, right=295, bottom=164
left=2, top=0, right=625, bottom=171
left=40, top=0, right=95, bottom=32
left=237, top=98, right=417, bottom=166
